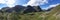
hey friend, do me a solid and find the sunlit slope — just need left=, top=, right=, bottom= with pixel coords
left=45, top=5, right=60, bottom=20
left=0, top=5, right=60, bottom=20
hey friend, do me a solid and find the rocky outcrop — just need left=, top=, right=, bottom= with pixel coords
left=13, top=5, right=26, bottom=12
left=33, top=6, right=42, bottom=12
left=23, top=5, right=37, bottom=13
left=23, top=5, right=42, bottom=13
left=0, top=5, right=42, bottom=13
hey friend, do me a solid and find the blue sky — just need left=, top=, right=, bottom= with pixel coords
left=0, top=0, right=60, bottom=10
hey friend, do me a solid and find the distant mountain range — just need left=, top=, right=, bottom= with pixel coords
left=0, top=5, right=43, bottom=13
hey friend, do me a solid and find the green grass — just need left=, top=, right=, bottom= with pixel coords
left=0, top=5, right=60, bottom=20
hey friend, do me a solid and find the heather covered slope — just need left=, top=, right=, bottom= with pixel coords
left=0, top=5, right=60, bottom=20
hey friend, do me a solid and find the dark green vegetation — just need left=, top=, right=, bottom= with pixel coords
left=0, top=5, right=60, bottom=20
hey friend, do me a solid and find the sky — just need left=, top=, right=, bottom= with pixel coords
left=0, top=0, right=60, bottom=10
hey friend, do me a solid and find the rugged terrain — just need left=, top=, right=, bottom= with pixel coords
left=0, top=5, right=60, bottom=20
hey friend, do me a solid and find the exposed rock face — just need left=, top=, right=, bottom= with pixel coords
left=13, top=5, right=25, bottom=12
left=33, top=6, right=42, bottom=12
left=0, top=5, right=42, bottom=13
left=23, top=5, right=37, bottom=13
left=0, top=5, right=26, bottom=13
left=1, top=7, right=14, bottom=13
left=5, top=8, right=14, bottom=13
left=23, top=5, right=42, bottom=13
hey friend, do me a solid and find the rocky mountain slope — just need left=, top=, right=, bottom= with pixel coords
left=0, top=5, right=42, bottom=13
left=0, top=5, right=60, bottom=20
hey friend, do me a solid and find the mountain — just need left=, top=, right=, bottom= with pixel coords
left=45, top=5, right=60, bottom=20
left=23, top=5, right=42, bottom=13
left=0, top=4, right=60, bottom=20
left=33, top=6, right=42, bottom=12
left=46, top=7, right=55, bottom=11
left=23, top=5, right=37, bottom=13
left=0, top=5, right=42, bottom=13
left=1, top=7, right=10, bottom=12
left=13, top=5, right=26, bottom=12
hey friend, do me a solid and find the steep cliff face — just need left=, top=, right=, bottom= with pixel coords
left=23, top=5, right=37, bottom=13
left=23, top=5, right=42, bottom=13
left=33, top=6, right=42, bottom=12
left=0, top=5, right=42, bottom=13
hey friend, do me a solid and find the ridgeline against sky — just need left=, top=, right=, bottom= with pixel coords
left=0, top=0, right=60, bottom=10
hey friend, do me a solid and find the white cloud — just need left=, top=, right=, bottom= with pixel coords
left=0, top=0, right=5, bottom=4
left=23, top=0, right=48, bottom=6
left=0, top=0, right=16, bottom=7
left=42, top=3, right=60, bottom=10
left=6, top=0, right=15, bottom=7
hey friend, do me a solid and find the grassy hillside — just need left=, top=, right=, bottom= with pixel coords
left=44, top=5, right=60, bottom=20
left=0, top=5, right=60, bottom=20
